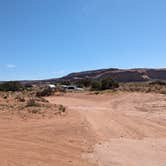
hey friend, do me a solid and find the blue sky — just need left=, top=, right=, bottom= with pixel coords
left=0, top=0, right=166, bottom=80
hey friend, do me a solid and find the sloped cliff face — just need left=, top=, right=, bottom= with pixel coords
left=60, top=68, right=166, bottom=82
left=146, top=70, right=166, bottom=80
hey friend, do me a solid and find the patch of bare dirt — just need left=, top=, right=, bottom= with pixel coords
left=47, top=92, right=166, bottom=166
left=0, top=91, right=166, bottom=165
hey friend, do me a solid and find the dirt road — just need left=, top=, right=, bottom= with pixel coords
left=47, top=92, right=166, bottom=166
left=0, top=92, right=166, bottom=166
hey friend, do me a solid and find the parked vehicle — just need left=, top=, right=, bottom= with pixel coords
left=62, top=85, right=84, bottom=91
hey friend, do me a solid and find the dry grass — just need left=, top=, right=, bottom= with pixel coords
left=119, top=82, right=166, bottom=94
left=0, top=91, right=66, bottom=120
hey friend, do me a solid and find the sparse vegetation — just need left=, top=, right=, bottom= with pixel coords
left=0, top=81, right=23, bottom=92
left=90, top=78, right=119, bottom=91
left=26, top=98, right=39, bottom=107
left=59, top=105, right=66, bottom=113
left=75, top=78, right=92, bottom=88
left=149, top=81, right=166, bottom=86
left=0, top=90, right=67, bottom=119
left=119, top=82, right=166, bottom=94
left=15, top=95, right=25, bottom=102
left=100, top=78, right=119, bottom=90
left=91, top=80, right=102, bottom=91
left=36, top=87, right=54, bottom=97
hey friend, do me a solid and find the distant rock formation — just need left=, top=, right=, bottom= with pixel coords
left=60, top=68, right=166, bottom=82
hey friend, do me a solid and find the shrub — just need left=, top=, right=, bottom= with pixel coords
left=59, top=105, right=66, bottom=113
left=26, top=98, right=39, bottom=107
left=36, top=87, right=53, bottom=97
left=30, top=109, right=40, bottom=114
left=15, top=95, right=25, bottom=102
left=75, top=78, right=92, bottom=88
left=0, top=81, right=23, bottom=92
left=91, top=80, right=102, bottom=91
left=149, top=81, right=166, bottom=86
left=90, top=78, right=119, bottom=91
left=59, top=80, right=71, bottom=85
left=101, top=78, right=119, bottom=90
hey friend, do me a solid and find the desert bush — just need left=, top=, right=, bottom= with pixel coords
left=0, top=81, right=23, bottom=92
left=24, top=83, right=33, bottom=91
left=36, top=87, right=53, bottom=97
left=26, top=98, right=39, bottom=107
left=91, top=80, right=102, bottom=91
left=59, top=80, right=71, bottom=85
left=59, top=105, right=66, bottom=112
left=149, top=81, right=166, bottom=86
left=15, top=95, right=25, bottom=102
left=75, top=78, right=92, bottom=88
left=101, top=78, right=119, bottom=90
left=91, top=78, right=119, bottom=91
left=119, top=82, right=166, bottom=94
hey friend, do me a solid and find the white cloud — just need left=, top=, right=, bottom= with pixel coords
left=6, top=64, right=16, bottom=68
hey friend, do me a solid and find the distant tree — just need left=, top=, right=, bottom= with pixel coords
left=24, top=83, right=33, bottom=88
left=0, top=81, right=24, bottom=91
left=59, top=80, right=71, bottom=85
left=101, top=78, right=119, bottom=90
left=91, top=80, right=101, bottom=91
left=90, top=78, right=119, bottom=91
left=75, top=78, right=92, bottom=88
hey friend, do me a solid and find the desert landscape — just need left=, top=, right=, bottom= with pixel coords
left=0, top=90, right=166, bottom=166
left=1, top=0, right=166, bottom=165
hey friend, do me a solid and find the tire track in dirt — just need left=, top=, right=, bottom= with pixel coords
left=47, top=92, right=166, bottom=166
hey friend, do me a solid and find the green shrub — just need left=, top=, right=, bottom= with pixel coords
left=91, top=80, right=102, bottom=91
left=75, top=78, right=92, bottom=88
left=101, top=78, right=119, bottom=90
left=90, top=78, right=119, bottom=91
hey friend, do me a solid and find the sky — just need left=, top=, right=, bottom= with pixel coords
left=0, top=0, right=166, bottom=81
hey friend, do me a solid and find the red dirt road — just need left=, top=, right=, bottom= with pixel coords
left=0, top=92, right=166, bottom=166
left=47, top=92, right=166, bottom=166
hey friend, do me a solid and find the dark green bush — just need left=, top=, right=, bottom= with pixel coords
left=91, top=80, right=102, bottom=91
left=91, top=78, right=119, bottom=91
left=75, top=78, right=92, bottom=88
left=0, top=81, right=23, bottom=91
left=101, top=78, right=119, bottom=90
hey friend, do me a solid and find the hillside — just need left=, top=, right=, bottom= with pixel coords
left=1, top=68, right=166, bottom=84
left=60, top=68, right=166, bottom=83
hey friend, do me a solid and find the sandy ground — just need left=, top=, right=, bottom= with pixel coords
left=0, top=92, right=166, bottom=165
left=47, top=92, right=166, bottom=166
